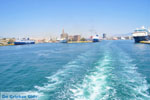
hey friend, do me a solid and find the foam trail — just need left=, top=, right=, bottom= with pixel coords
left=34, top=49, right=99, bottom=100
left=70, top=52, right=115, bottom=100
left=114, top=49, right=150, bottom=100
left=69, top=43, right=150, bottom=100
left=34, top=41, right=150, bottom=100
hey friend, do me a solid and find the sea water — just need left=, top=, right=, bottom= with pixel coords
left=0, top=40, right=150, bottom=100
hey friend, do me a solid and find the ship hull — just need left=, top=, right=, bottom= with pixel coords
left=60, top=40, right=67, bottom=43
left=14, top=42, right=35, bottom=45
left=133, top=36, right=150, bottom=43
left=92, top=39, right=99, bottom=42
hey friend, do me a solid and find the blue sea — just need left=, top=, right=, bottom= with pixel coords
left=0, top=40, right=150, bottom=100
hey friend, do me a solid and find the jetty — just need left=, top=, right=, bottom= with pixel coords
left=67, top=41, right=92, bottom=43
left=140, top=41, right=150, bottom=44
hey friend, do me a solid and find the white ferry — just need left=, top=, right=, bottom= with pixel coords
left=132, top=26, right=150, bottom=43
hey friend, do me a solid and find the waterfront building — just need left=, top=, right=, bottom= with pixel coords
left=112, top=37, right=118, bottom=40
left=68, top=36, right=74, bottom=41
left=0, top=38, right=15, bottom=45
left=103, top=33, right=106, bottom=39
left=60, top=29, right=68, bottom=39
left=73, top=35, right=81, bottom=41
left=125, top=36, right=132, bottom=40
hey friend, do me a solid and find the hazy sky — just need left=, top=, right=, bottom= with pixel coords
left=0, top=0, right=149, bottom=38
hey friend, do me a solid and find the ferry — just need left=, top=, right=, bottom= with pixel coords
left=132, top=26, right=150, bottom=43
left=59, top=38, right=68, bottom=43
left=14, top=38, right=35, bottom=45
left=92, top=35, right=100, bottom=42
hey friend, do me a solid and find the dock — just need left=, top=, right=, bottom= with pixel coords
left=67, top=41, right=93, bottom=43
left=140, top=41, right=150, bottom=44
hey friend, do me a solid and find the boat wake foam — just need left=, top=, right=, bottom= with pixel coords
left=34, top=42, right=150, bottom=100
left=34, top=49, right=100, bottom=100
left=69, top=52, right=116, bottom=100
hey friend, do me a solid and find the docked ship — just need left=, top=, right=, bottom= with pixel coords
left=132, top=26, right=150, bottom=43
left=14, top=38, right=35, bottom=45
left=59, top=38, right=68, bottom=43
left=92, top=35, right=100, bottom=42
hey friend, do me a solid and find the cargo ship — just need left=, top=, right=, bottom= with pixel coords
left=132, top=26, right=150, bottom=43
left=92, top=35, right=100, bottom=42
left=14, top=38, right=35, bottom=45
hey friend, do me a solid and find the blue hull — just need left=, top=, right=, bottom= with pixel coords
left=14, top=42, right=35, bottom=45
left=60, top=40, right=67, bottom=43
left=92, top=39, right=99, bottom=42
left=133, top=36, right=150, bottom=43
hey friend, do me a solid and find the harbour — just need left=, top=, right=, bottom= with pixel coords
left=0, top=40, right=150, bottom=100
left=0, top=0, right=150, bottom=100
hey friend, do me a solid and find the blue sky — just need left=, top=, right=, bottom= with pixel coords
left=0, top=0, right=149, bottom=38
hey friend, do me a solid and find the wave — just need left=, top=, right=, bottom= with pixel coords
left=115, top=49, right=150, bottom=100
left=33, top=41, right=150, bottom=100
left=34, top=48, right=100, bottom=100
left=69, top=43, right=150, bottom=100
left=69, top=52, right=115, bottom=100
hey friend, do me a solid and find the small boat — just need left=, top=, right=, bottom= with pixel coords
left=14, top=38, right=35, bottom=45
